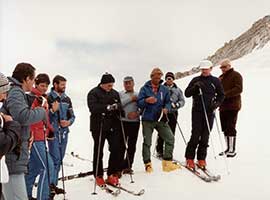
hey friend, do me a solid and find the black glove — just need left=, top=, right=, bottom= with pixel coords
left=194, top=81, right=205, bottom=89
left=37, top=96, right=47, bottom=107
left=47, top=130, right=54, bottom=139
left=107, top=103, right=119, bottom=111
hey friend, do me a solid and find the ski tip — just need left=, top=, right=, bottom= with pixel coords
left=110, top=187, right=121, bottom=196
left=138, top=189, right=145, bottom=195
left=112, top=191, right=120, bottom=196
left=204, top=177, right=212, bottom=182
left=213, top=175, right=221, bottom=181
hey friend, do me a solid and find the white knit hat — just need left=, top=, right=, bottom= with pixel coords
left=199, top=60, right=213, bottom=69
left=0, top=73, right=10, bottom=94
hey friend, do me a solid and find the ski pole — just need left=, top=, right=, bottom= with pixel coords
left=58, top=131, right=66, bottom=199
left=172, top=112, right=187, bottom=145
left=43, top=124, right=51, bottom=195
left=92, top=113, right=105, bottom=195
left=199, top=88, right=217, bottom=159
left=57, top=111, right=67, bottom=200
left=119, top=114, right=135, bottom=183
left=213, top=111, right=230, bottom=175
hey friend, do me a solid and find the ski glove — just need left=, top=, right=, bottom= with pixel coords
left=171, top=102, right=180, bottom=109
left=194, top=81, right=205, bottom=89
left=107, top=103, right=119, bottom=111
left=47, top=130, right=54, bottom=139
left=37, top=96, right=47, bottom=107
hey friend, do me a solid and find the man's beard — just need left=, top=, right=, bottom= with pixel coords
left=56, top=87, right=65, bottom=93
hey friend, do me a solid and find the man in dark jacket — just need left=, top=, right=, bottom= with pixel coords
left=0, top=72, right=20, bottom=198
left=87, top=73, right=122, bottom=187
left=185, top=60, right=224, bottom=169
left=218, top=59, right=243, bottom=158
left=137, top=68, right=180, bottom=173
left=1, top=63, right=47, bottom=200
left=155, top=72, right=185, bottom=158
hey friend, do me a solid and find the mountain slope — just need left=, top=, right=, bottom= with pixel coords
left=175, top=15, right=270, bottom=79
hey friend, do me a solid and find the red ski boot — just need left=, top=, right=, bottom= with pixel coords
left=197, top=160, right=206, bottom=169
left=106, top=174, right=120, bottom=186
left=96, top=176, right=106, bottom=187
left=186, top=159, right=195, bottom=170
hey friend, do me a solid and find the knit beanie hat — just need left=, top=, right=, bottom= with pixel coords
left=165, top=72, right=175, bottom=80
left=100, top=73, right=115, bottom=84
left=0, top=73, right=10, bottom=94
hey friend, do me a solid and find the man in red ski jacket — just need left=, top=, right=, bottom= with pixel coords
left=25, top=73, right=57, bottom=200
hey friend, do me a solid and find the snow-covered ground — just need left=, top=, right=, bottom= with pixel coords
left=53, top=45, right=270, bottom=200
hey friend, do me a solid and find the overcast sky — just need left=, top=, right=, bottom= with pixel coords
left=0, top=0, right=269, bottom=94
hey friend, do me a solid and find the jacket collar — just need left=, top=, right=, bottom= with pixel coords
left=8, top=77, right=22, bottom=87
left=225, top=68, right=234, bottom=75
left=220, top=68, right=234, bottom=78
left=145, top=79, right=164, bottom=87
left=50, top=88, right=66, bottom=99
left=164, top=82, right=177, bottom=88
left=200, top=74, right=213, bottom=79
left=31, top=87, right=43, bottom=96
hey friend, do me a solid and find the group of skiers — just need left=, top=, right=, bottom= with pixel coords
left=0, top=63, right=75, bottom=200
left=87, top=58, right=243, bottom=187
left=0, top=58, right=243, bottom=199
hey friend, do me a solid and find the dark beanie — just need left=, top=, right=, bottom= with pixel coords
left=165, top=72, right=175, bottom=80
left=100, top=73, right=115, bottom=84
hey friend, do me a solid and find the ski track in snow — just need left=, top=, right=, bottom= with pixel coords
left=51, top=45, right=270, bottom=200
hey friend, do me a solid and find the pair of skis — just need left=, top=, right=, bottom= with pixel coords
left=58, top=170, right=144, bottom=196
left=152, top=155, right=220, bottom=183
left=172, top=159, right=221, bottom=182
left=57, top=170, right=144, bottom=196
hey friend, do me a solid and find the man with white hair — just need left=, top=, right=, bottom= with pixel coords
left=184, top=60, right=224, bottom=169
left=218, top=59, right=243, bottom=158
